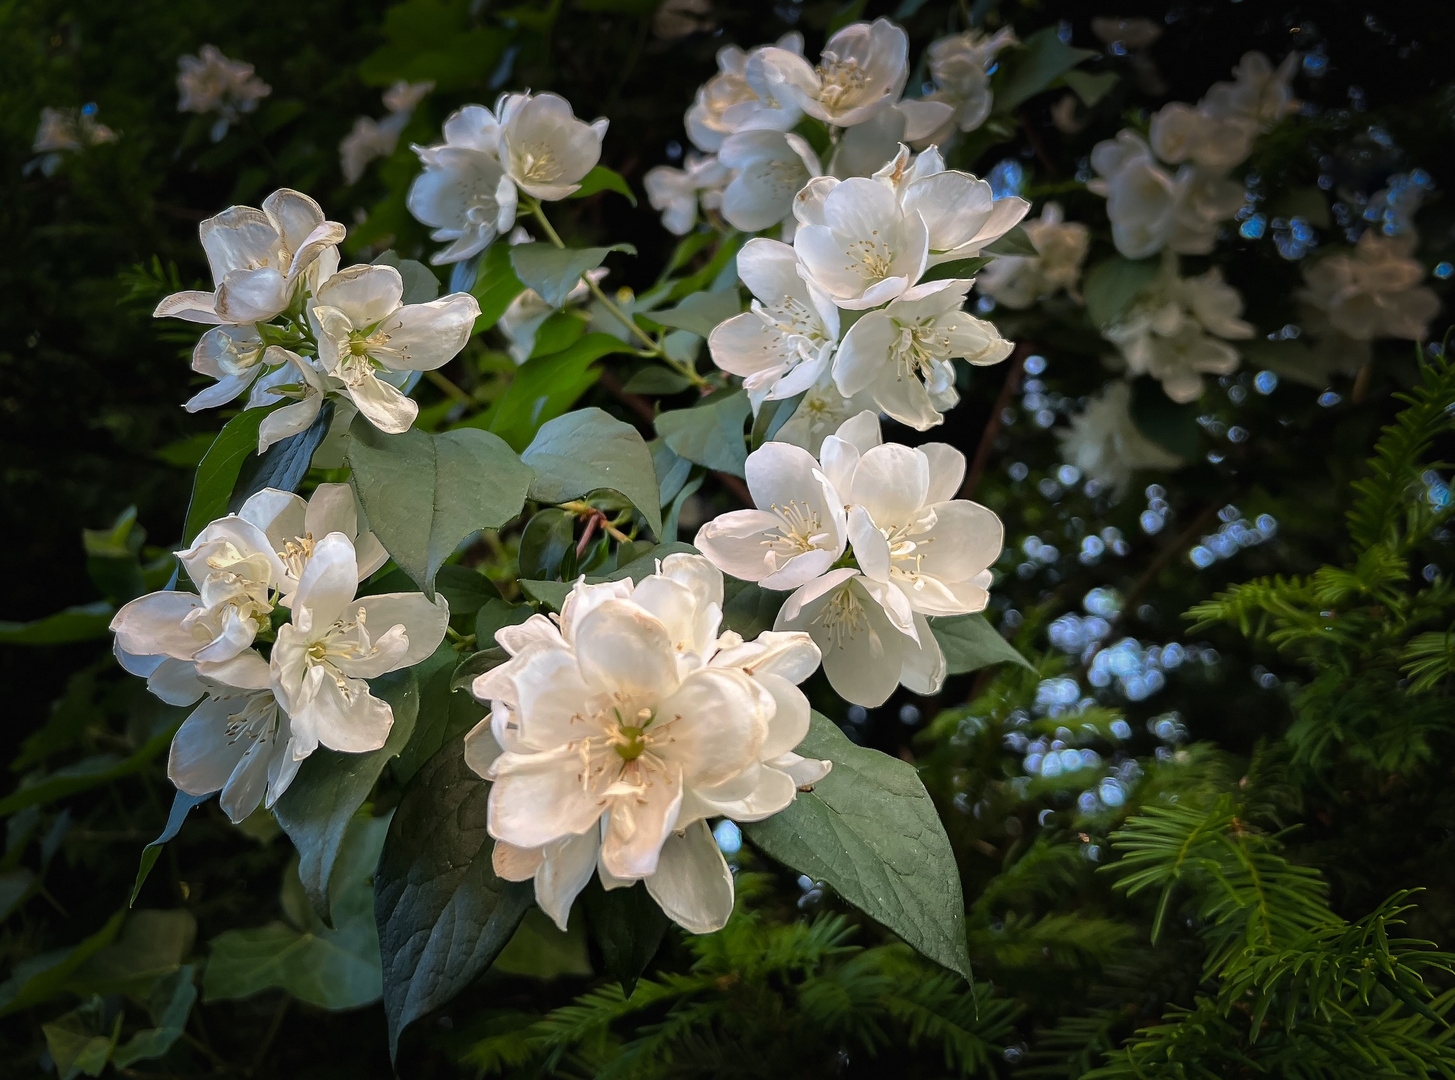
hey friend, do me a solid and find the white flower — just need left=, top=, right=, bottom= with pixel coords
left=1201, top=52, right=1299, bottom=128
left=974, top=202, right=1089, bottom=309
left=793, top=176, right=928, bottom=310
left=33, top=106, right=118, bottom=154
left=1090, top=17, right=1163, bottom=50
left=497, top=91, right=608, bottom=201
left=1088, top=132, right=1241, bottom=259
left=826, top=101, right=952, bottom=179
left=1057, top=381, right=1183, bottom=494
left=694, top=441, right=846, bottom=590
left=272, top=533, right=448, bottom=757
left=644, top=153, right=732, bottom=236
left=757, top=19, right=908, bottom=129
left=186, top=325, right=267, bottom=411
left=236, top=483, right=389, bottom=601
left=246, top=348, right=334, bottom=452
left=308, top=264, right=481, bottom=434
left=832, top=279, right=1011, bottom=430
left=465, top=554, right=827, bottom=933
left=408, top=106, right=519, bottom=265
left=1103, top=256, right=1253, bottom=402
left=1298, top=231, right=1439, bottom=342
left=176, top=45, right=270, bottom=136
left=772, top=372, right=877, bottom=455
left=924, top=27, right=1018, bottom=137
left=153, top=189, right=346, bottom=325
left=707, top=238, right=839, bottom=408
left=718, top=130, right=821, bottom=232
left=684, top=35, right=805, bottom=153
left=340, top=115, right=407, bottom=185
left=382, top=79, right=434, bottom=114
left=1148, top=102, right=1256, bottom=172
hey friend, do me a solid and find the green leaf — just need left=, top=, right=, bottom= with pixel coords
left=647, top=289, right=741, bottom=338
left=655, top=388, right=752, bottom=477
left=518, top=508, right=579, bottom=582
left=510, top=243, right=634, bottom=309
left=0, top=910, right=125, bottom=1016
left=373, top=250, right=442, bottom=304
left=568, top=164, right=638, bottom=206
left=519, top=541, right=698, bottom=611
left=273, top=670, right=420, bottom=925
left=132, top=791, right=211, bottom=905
left=480, top=332, right=638, bottom=451
left=347, top=416, right=533, bottom=595
left=451, top=647, right=509, bottom=692
left=112, top=965, right=198, bottom=1068
left=981, top=225, right=1038, bottom=258
left=994, top=27, right=1098, bottom=114
left=931, top=614, right=1033, bottom=675
left=1130, top=376, right=1201, bottom=458
left=394, top=643, right=488, bottom=786
left=1083, top=256, right=1160, bottom=328
left=0, top=724, right=177, bottom=816
left=432, top=564, right=503, bottom=617
left=229, top=399, right=335, bottom=512
left=744, top=713, right=973, bottom=982
left=67, top=909, right=196, bottom=996
left=620, top=366, right=693, bottom=395
left=1063, top=68, right=1119, bottom=107
left=470, top=242, right=527, bottom=330
left=581, top=879, right=667, bottom=994
left=204, top=815, right=388, bottom=1010
left=358, top=0, right=509, bottom=90
left=475, top=598, right=533, bottom=650
left=43, top=997, right=119, bottom=1080
left=0, top=602, right=113, bottom=646
left=375, top=739, right=532, bottom=1058
left=523, top=407, right=664, bottom=538
left=180, top=409, right=267, bottom=544
left=919, top=256, right=994, bottom=284
left=722, top=580, right=784, bottom=640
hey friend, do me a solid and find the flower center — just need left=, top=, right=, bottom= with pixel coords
left=813, top=583, right=867, bottom=649
left=517, top=146, right=558, bottom=182
left=817, top=53, right=868, bottom=110
left=277, top=534, right=315, bottom=581
left=844, top=237, right=894, bottom=281
left=765, top=500, right=829, bottom=562
left=224, top=691, right=281, bottom=745
left=892, top=319, right=953, bottom=382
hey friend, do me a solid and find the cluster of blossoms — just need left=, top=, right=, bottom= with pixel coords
left=407, top=92, right=608, bottom=264
left=710, top=142, right=1024, bottom=435
left=176, top=45, right=272, bottom=142
left=465, top=554, right=829, bottom=933
left=695, top=412, right=1002, bottom=707
left=152, top=187, right=481, bottom=441
left=975, top=202, right=1091, bottom=310
left=1299, top=230, right=1440, bottom=344
left=646, top=19, right=1010, bottom=237
left=339, top=80, right=434, bottom=185
left=1089, top=52, right=1297, bottom=260
left=111, top=485, right=447, bottom=822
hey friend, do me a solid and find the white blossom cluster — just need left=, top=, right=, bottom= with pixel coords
left=176, top=45, right=272, bottom=142
left=339, top=80, right=434, bottom=185
left=975, top=202, right=1090, bottom=309
left=407, top=92, right=608, bottom=264
left=153, top=187, right=481, bottom=442
left=111, top=486, right=447, bottom=822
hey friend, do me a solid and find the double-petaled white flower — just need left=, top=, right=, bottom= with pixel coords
left=308, top=264, right=480, bottom=434
left=1298, top=231, right=1439, bottom=342
left=757, top=19, right=909, bottom=129
left=975, top=202, right=1090, bottom=309
left=833, top=278, right=1011, bottom=430
left=697, top=413, right=1003, bottom=706
left=684, top=35, right=805, bottom=153
left=176, top=45, right=271, bottom=140
left=792, top=176, right=928, bottom=310
left=708, top=238, right=839, bottom=409
left=154, top=189, right=345, bottom=326
left=465, top=554, right=827, bottom=933
left=1058, top=381, right=1184, bottom=494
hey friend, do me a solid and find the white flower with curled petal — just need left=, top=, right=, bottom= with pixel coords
left=271, top=533, right=448, bottom=758
left=464, top=554, right=826, bottom=933
left=408, top=105, right=519, bottom=265
left=246, top=348, right=334, bottom=453
left=236, top=483, right=389, bottom=602
left=792, top=176, right=928, bottom=310
left=496, top=91, right=607, bottom=201
left=718, top=130, right=821, bottom=233
left=694, top=440, right=847, bottom=591
left=757, top=19, right=908, bottom=129
left=308, top=264, right=481, bottom=434
left=832, top=278, right=1011, bottom=430
left=154, top=189, right=345, bottom=326
left=185, top=324, right=267, bottom=412
left=685, top=35, right=805, bottom=153
left=708, top=238, right=839, bottom=409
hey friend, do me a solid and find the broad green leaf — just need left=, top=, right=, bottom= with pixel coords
left=568, top=164, right=638, bottom=206
left=647, top=288, right=741, bottom=338
left=273, top=670, right=420, bottom=925
left=375, top=739, right=532, bottom=1058
left=0, top=602, right=113, bottom=646
left=919, top=256, right=994, bottom=285
left=450, top=647, right=509, bottom=692
left=994, top=27, right=1098, bottom=114
left=363, top=564, right=500, bottom=623
left=348, top=416, right=533, bottom=595
left=981, top=225, right=1038, bottom=257
left=475, top=598, right=533, bottom=651
left=1130, top=376, right=1200, bottom=458
left=519, top=541, right=698, bottom=610
left=67, top=909, right=196, bottom=997
left=204, top=815, right=388, bottom=1010
left=229, top=399, right=335, bottom=512
left=479, top=332, right=638, bottom=451
left=510, top=243, right=634, bottom=309
left=722, top=580, right=784, bottom=640
left=132, top=791, right=211, bottom=905
left=358, top=0, right=509, bottom=90
left=931, top=614, right=1034, bottom=675
left=0, top=910, right=125, bottom=1016
left=42, top=997, right=118, bottom=1080
left=523, top=407, right=664, bottom=538
left=112, top=965, right=198, bottom=1068
left=620, top=366, right=693, bottom=395
left=1083, top=256, right=1160, bottom=328
left=0, top=869, right=35, bottom=922
left=518, top=508, right=579, bottom=582
left=744, top=713, right=973, bottom=982
left=581, top=879, right=667, bottom=994
left=373, top=250, right=442, bottom=304
left=1063, top=68, right=1119, bottom=107
left=470, top=242, right=527, bottom=330
left=180, top=409, right=267, bottom=544
left=655, top=388, right=752, bottom=477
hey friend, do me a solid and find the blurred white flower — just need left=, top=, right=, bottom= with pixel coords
left=177, top=45, right=271, bottom=140
left=718, top=129, right=821, bottom=232
left=757, top=19, right=909, bottom=129
left=1298, top=231, right=1439, bottom=341
left=923, top=27, right=1018, bottom=138
left=30, top=105, right=118, bottom=174
left=497, top=91, right=608, bottom=201
left=684, top=35, right=804, bottom=153
left=408, top=105, right=518, bottom=265
left=499, top=264, right=608, bottom=363
left=1202, top=51, right=1299, bottom=128
left=1090, top=17, right=1163, bottom=51
left=1088, top=131, right=1240, bottom=259
left=1058, top=381, right=1183, bottom=493
left=644, top=153, right=731, bottom=235
left=772, top=373, right=877, bottom=455
left=975, top=202, right=1090, bottom=308
left=466, top=554, right=826, bottom=933
left=340, top=81, right=434, bottom=185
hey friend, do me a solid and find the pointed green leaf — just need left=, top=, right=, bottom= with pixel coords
left=510, top=243, right=634, bottom=308
left=523, top=407, right=664, bottom=537
left=931, top=614, right=1034, bottom=675
left=655, top=389, right=752, bottom=477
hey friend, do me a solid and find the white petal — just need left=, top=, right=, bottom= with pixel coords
left=900, top=612, right=947, bottom=695
left=850, top=443, right=931, bottom=526
left=315, top=264, right=404, bottom=327
left=111, top=592, right=205, bottom=660
left=601, top=767, right=684, bottom=879
left=214, top=267, right=288, bottom=324
left=921, top=443, right=967, bottom=503
left=292, top=532, right=360, bottom=633
left=847, top=504, right=891, bottom=581
left=373, top=294, right=481, bottom=371
left=535, top=831, right=600, bottom=931
left=300, top=666, right=394, bottom=753
left=489, top=744, right=608, bottom=848
left=347, top=371, right=419, bottom=434
left=574, top=600, right=681, bottom=703
left=645, top=820, right=735, bottom=934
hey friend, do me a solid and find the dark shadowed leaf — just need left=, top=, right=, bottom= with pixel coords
left=523, top=407, right=663, bottom=537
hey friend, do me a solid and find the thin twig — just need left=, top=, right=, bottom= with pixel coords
left=959, top=346, right=1028, bottom=501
